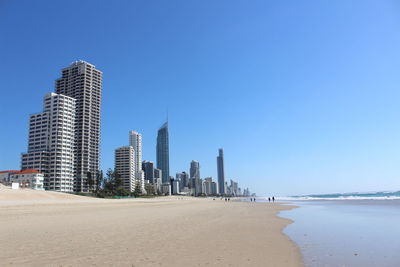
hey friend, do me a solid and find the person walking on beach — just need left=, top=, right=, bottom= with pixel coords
left=272, top=196, right=275, bottom=202
left=268, top=197, right=271, bottom=202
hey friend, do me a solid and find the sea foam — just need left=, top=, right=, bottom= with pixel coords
left=274, top=190, right=400, bottom=201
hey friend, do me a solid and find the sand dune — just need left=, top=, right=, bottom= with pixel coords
left=0, top=190, right=302, bottom=266
left=0, top=187, right=84, bottom=199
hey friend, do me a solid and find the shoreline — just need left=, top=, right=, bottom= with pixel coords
left=282, top=199, right=400, bottom=267
left=0, top=189, right=303, bottom=266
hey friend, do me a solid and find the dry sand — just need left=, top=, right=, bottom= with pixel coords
left=0, top=188, right=302, bottom=267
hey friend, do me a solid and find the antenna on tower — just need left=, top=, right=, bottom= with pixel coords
left=166, top=108, right=169, bottom=125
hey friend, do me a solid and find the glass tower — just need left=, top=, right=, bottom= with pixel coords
left=156, top=122, right=169, bottom=183
left=217, top=148, right=225, bottom=194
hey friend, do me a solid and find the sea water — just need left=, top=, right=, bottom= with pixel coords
left=278, top=199, right=400, bottom=267
left=281, top=190, right=400, bottom=201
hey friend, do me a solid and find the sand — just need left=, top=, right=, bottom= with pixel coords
left=0, top=188, right=303, bottom=267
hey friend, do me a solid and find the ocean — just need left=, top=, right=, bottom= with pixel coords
left=271, top=192, right=400, bottom=266
left=279, top=191, right=400, bottom=201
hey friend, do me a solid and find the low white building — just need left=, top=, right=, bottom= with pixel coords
left=180, top=187, right=191, bottom=195
left=161, top=183, right=171, bottom=195
left=9, top=169, right=44, bottom=190
left=153, top=177, right=162, bottom=194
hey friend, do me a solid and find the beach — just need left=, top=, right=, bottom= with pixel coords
left=0, top=188, right=302, bottom=267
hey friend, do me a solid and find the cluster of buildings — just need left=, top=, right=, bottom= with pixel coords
left=115, top=126, right=251, bottom=197
left=168, top=156, right=250, bottom=197
left=1, top=61, right=101, bottom=192
left=115, top=121, right=250, bottom=196
left=1, top=60, right=251, bottom=196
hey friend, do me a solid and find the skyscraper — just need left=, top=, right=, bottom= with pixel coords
left=129, top=131, right=144, bottom=191
left=203, top=177, right=213, bottom=196
left=190, top=160, right=200, bottom=180
left=190, top=160, right=201, bottom=196
left=176, top=171, right=189, bottom=190
left=156, top=122, right=169, bottom=183
left=142, top=160, right=155, bottom=183
left=154, top=168, right=162, bottom=181
left=129, top=131, right=142, bottom=171
left=115, top=146, right=135, bottom=192
left=55, top=61, right=102, bottom=192
left=21, top=93, right=76, bottom=192
left=217, top=148, right=225, bottom=195
left=230, top=179, right=238, bottom=196
left=203, top=177, right=218, bottom=196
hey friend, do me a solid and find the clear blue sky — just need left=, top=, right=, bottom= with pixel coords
left=1, top=0, right=400, bottom=196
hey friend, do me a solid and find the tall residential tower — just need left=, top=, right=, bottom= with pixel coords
left=129, top=130, right=144, bottom=191
left=190, top=160, right=200, bottom=180
left=190, top=160, right=202, bottom=196
left=115, top=146, right=136, bottom=192
left=21, top=93, right=76, bottom=192
left=55, top=61, right=102, bottom=192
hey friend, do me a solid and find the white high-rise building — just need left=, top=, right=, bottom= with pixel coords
left=230, top=179, right=239, bottom=196
left=20, top=61, right=102, bottom=193
left=115, top=146, right=135, bottom=192
left=21, top=93, right=76, bottom=192
left=190, top=160, right=202, bottom=196
left=55, top=61, right=102, bottom=192
left=129, top=131, right=145, bottom=192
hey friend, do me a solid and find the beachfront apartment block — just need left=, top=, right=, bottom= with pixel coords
left=115, top=146, right=136, bottom=192
left=171, top=179, right=180, bottom=194
left=154, top=168, right=162, bottom=181
left=0, top=170, right=19, bottom=183
left=176, top=171, right=189, bottom=191
left=190, top=160, right=202, bottom=196
left=203, top=177, right=218, bottom=196
left=19, top=61, right=102, bottom=193
left=9, top=169, right=44, bottom=190
left=129, top=131, right=145, bottom=192
left=190, top=160, right=200, bottom=180
left=55, top=61, right=102, bottom=192
left=229, top=179, right=239, bottom=196
left=142, top=160, right=155, bottom=183
left=161, top=183, right=171, bottom=195
left=21, top=93, right=76, bottom=192
left=154, top=169, right=162, bottom=192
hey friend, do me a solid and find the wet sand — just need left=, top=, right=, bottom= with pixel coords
left=0, top=188, right=302, bottom=266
